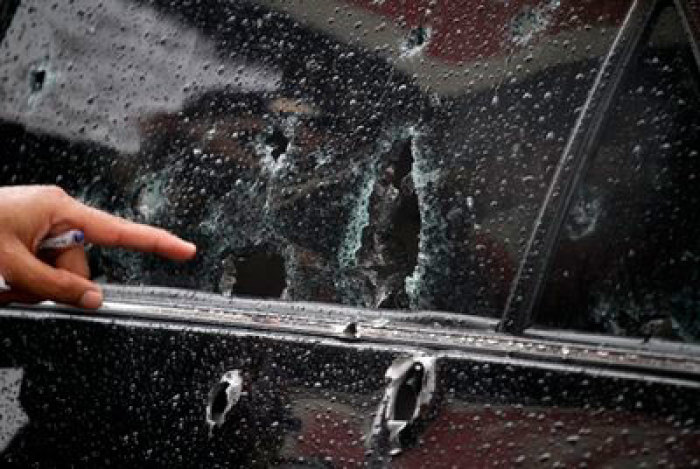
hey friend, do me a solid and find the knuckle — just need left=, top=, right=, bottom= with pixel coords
left=45, top=185, right=67, bottom=198
left=41, top=185, right=70, bottom=209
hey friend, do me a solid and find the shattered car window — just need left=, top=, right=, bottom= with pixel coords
left=2, top=0, right=681, bottom=327
left=536, top=2, right=700, bottom=342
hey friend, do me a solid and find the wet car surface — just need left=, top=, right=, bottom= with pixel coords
left=1, top=0, right=700, bottom=466
left=2, top=287, right=700, bottom=467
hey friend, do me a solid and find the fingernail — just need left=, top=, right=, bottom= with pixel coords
left=185, top=242, right=197, bottom=256
left=79, top=290, right=103, bottom=309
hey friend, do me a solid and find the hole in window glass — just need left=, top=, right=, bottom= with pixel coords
left=227, top=251, right=286, bottom=299
left=29, top=69, right=45, bottom=93
left=0, top=0, right=638, bottom=319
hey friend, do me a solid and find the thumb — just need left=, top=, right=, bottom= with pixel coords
left=4, top=242, right=103, bottom=309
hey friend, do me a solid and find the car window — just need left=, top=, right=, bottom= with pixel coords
left=4, top=0, right=694, bottom=336
left=535, top=1, right=700, bottom=342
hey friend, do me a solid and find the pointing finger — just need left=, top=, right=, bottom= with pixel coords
left=57, top=198, right=196, bottom=261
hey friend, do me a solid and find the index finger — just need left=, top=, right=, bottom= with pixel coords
left=59, top=199, right=197, bottom=261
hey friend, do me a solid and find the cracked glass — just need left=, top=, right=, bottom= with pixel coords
left=2, top=3, right=700, bottom=465
left=0, top=0, right=662, bottom=321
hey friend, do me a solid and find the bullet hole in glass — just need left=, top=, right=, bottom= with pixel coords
left=29, top=69, right=45, bottom=93
left=230, top=252, right=286, bottom=298
left=389, top=140, right=413, bottom=188
left=405, top=26, right=428, bottom=50
left=265, top=128, right=289, bottom=160
left=378, top=139, right=420, bottom=309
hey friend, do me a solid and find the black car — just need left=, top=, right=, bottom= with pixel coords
left=1, top=0, right=699, bottom=466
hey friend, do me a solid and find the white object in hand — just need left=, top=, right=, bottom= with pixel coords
left=39, top=230, right=85, bottom=250
left=0, top=230, right=86, bottom=294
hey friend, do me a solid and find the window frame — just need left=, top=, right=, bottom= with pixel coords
left=499, top=0, right=700, bottom=335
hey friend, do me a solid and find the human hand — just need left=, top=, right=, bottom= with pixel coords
left=0, top=185, right=196, bottom=309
